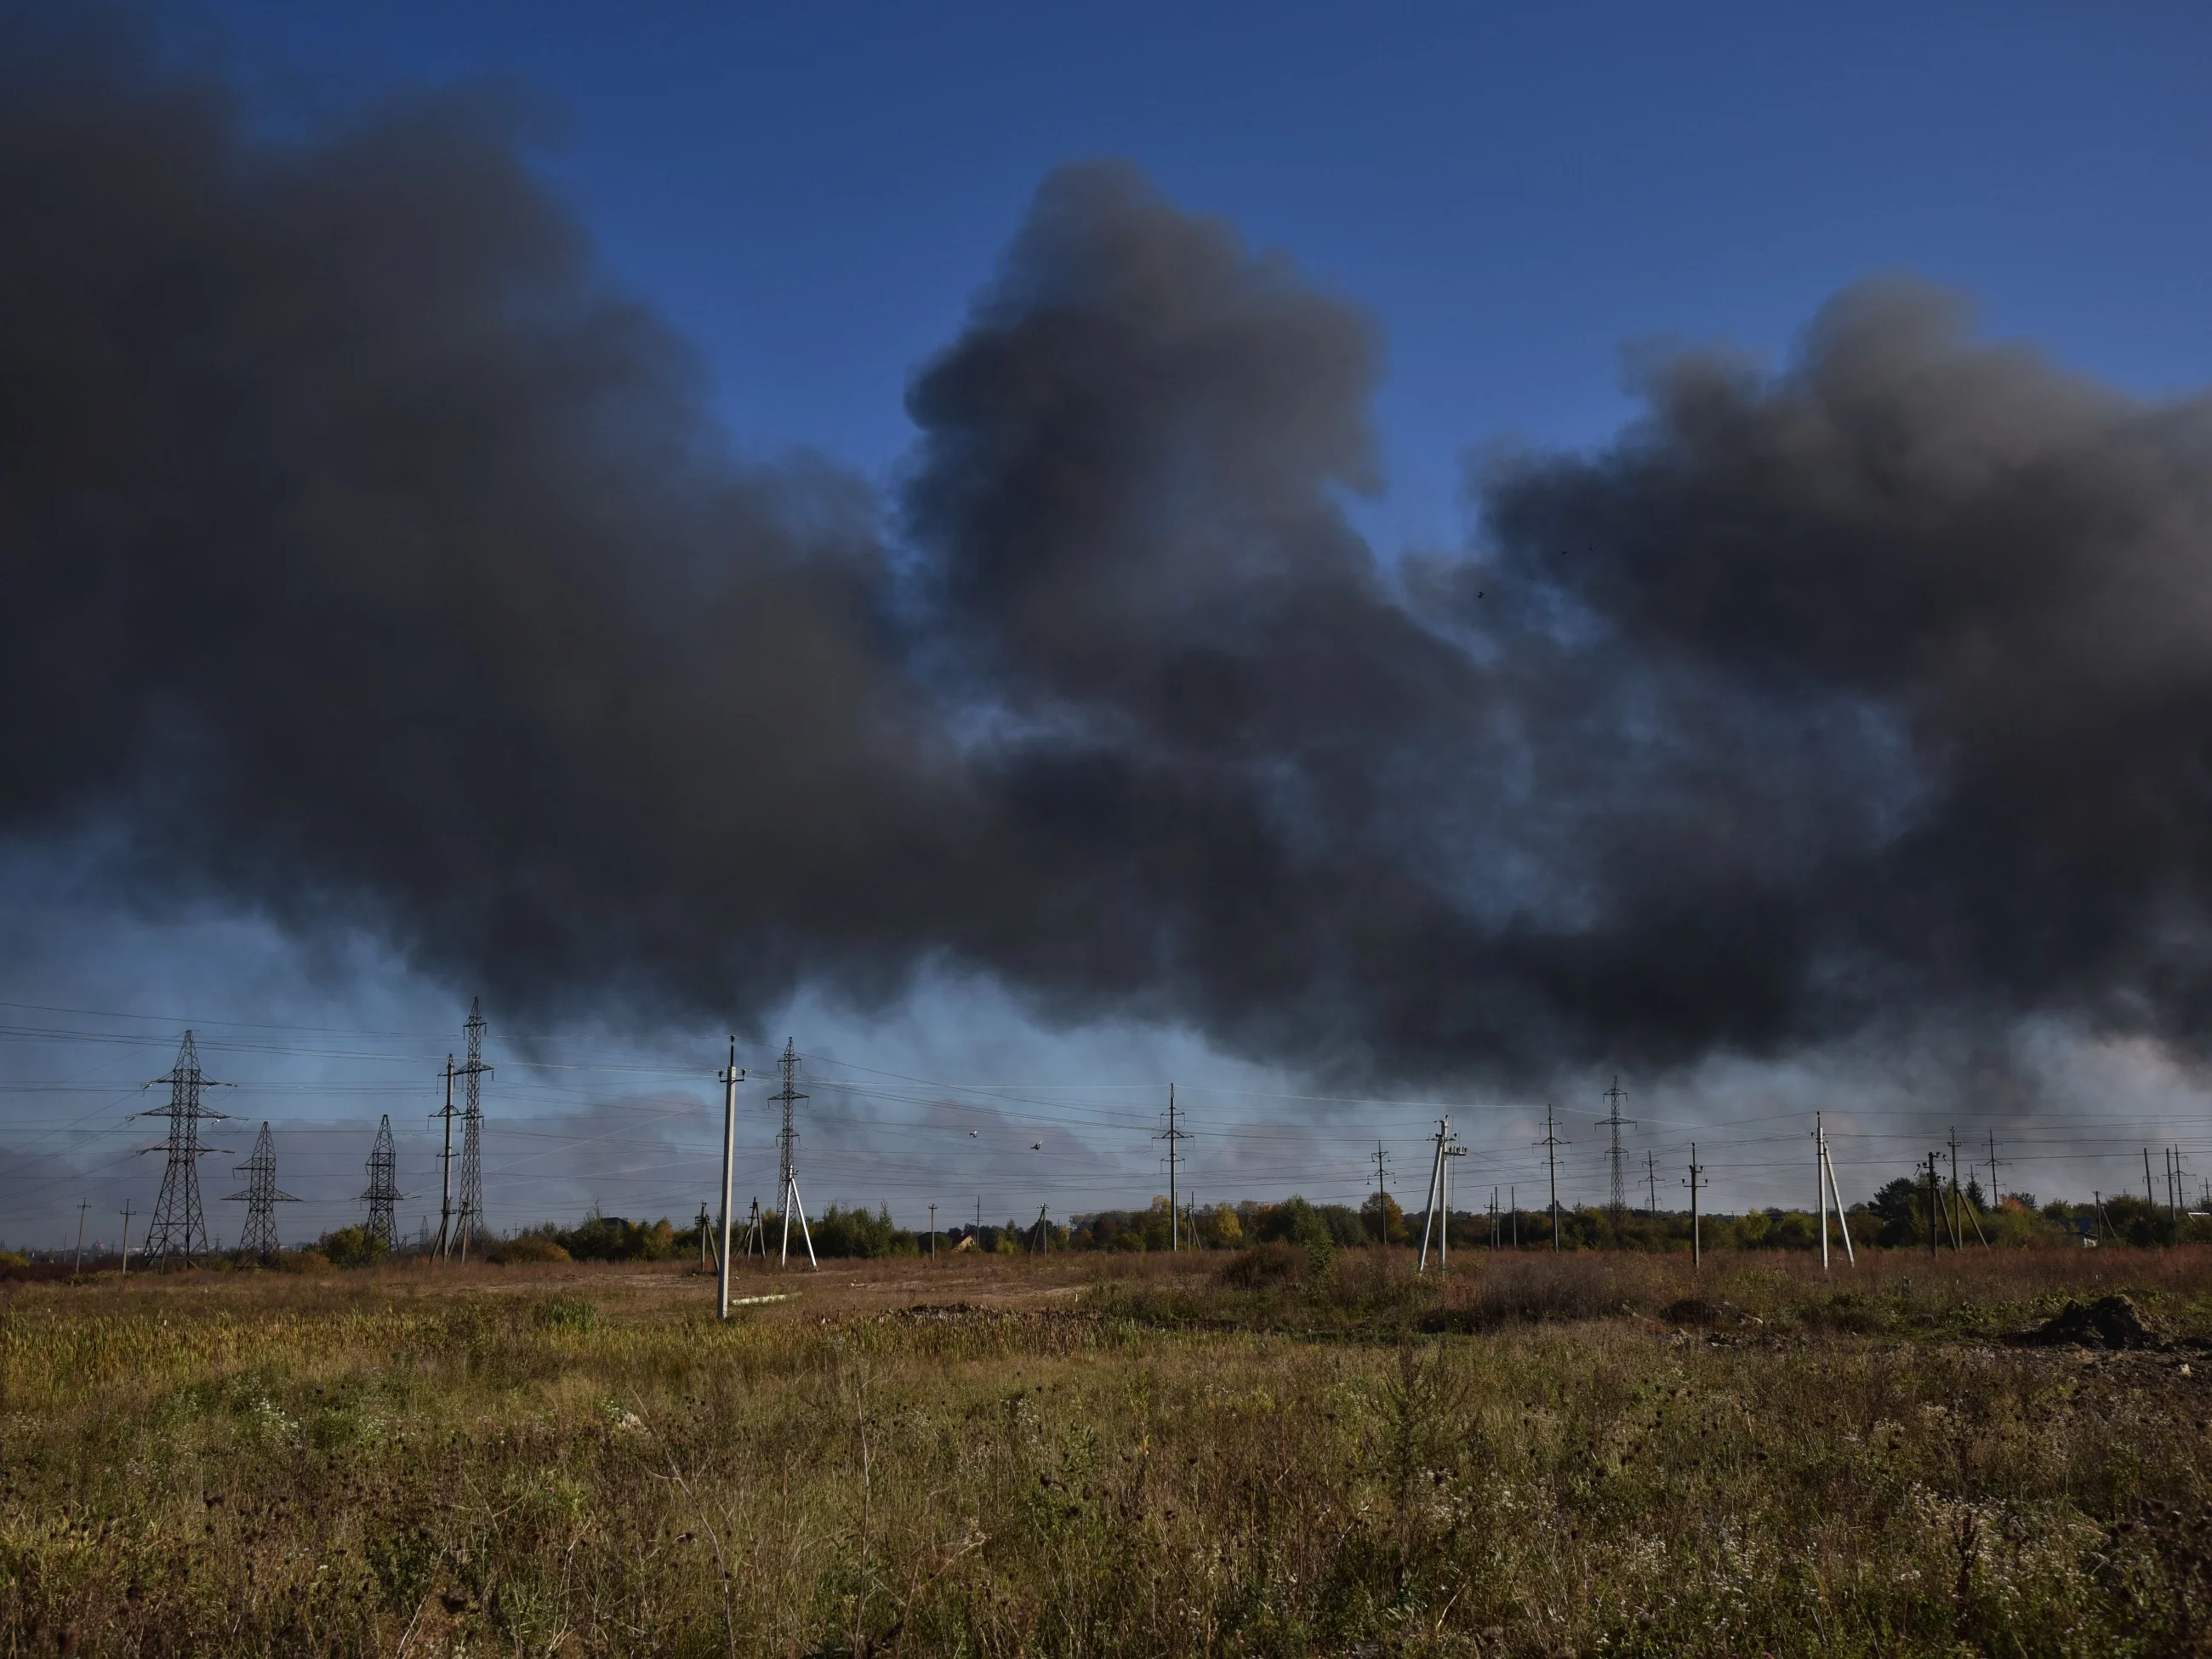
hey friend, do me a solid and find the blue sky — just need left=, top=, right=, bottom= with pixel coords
left=200, top=2, right=2212, bottom=542
left=9, top=2, right=2212, bottom=1247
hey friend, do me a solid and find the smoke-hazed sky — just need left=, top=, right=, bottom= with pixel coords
left=8, top=6, right=2212, bottom=1245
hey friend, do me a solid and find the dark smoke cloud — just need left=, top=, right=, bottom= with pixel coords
left=8, top=14, right=2212, bottom=1088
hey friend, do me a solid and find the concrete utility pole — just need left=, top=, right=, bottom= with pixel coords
left=1812, top=1115, right=1856, bottom=1269
left=1987, top=1132, right=2007, bottom=1210
left=1816, top=1113, right=1830, bottom=1271
left=118, top=1202, right=133, bottom=1277
left=1029, top=1206, right=1051, bottom=1254
left=1684, top=1145, right=1704, bottom=1268
left=1511, top=1185, right=1518, bottom=1249
left=433, top=1056, right=456, bottom=1258
left=1945, top=1126, right=1966, bottom=1251
left=73, top=1200, right=88, bottom=1277
left=1536, top=1105, right=1569, bottom=1251
left=1416, top=1117, right=1462, bottom=1271
left=1927, top=1153, right=1942, bottom=1257
left=2146, top=1147, right=2157, bottom=1211
left=717, top=1039, right=742, bottom=1318
left=929, top=1203, right=937, bottom=1263
left=1816, top=1115, right=1856, bottom=1268
left=1156, top=1085, right=1189, bottom=1251
left=1417, top=1118, right=1445, bottom=1271
left=1645, top=1149, right=1657, bottom=1219
left=1372, top=1141, right=1391, bottom=1244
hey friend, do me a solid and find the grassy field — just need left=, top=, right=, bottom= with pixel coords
left=4, top=1247, right=2212, bottom=1656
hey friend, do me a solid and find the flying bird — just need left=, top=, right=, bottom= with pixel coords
left=1031, top=1142, right=1042, bottom=1151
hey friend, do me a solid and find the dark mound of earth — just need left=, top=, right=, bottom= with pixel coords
left=2016, top=1293, right=2158, bottom=1349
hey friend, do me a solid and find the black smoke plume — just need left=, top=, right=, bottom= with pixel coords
left=7, top=14, right=2212, bottom=1086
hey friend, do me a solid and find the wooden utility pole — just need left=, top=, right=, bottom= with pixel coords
left=1926, top=1153, right=1942, bottom=1257
left=929, top=1203, right=938, bottom=1263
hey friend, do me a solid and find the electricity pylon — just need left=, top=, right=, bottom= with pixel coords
left=1598, top=1076, right=1636, bottom=1240
left=138, top=1032, right=232, bottom=1268
left=770, top=1039, right=818, bottom=1268
left=453, top=998, right=491, bottom=1258
left=226, top=1122, right=299, bottom=1257
left=362, top=1114, right=402, bottom=1253
left=1156, top=1084, right=1190, bottom=1250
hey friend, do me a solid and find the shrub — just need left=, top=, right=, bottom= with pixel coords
left=495, top=1235, right=571, bottom=1265
left=552, top=1214, right=677, bottom=1262
left=1252, top=1195, right=1337, bottom=1272
left=1219, top=1240, right=1310, bottom=1287
left=317, top=1225, right=388, bottom=1269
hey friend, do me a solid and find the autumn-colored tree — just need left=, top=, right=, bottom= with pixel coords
left=1360, top=1190, right=1409, bottom=1245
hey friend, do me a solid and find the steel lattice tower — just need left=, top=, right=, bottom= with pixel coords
left=140, top=1032, right=231, bottom=1268
left=362, top=1113, right=401, bottom=1252
left=453, top=998, right=491, bottom=1257
left=225, top=1121, right=299, bottom=1257
left=770, top=1038, right=818, bottom=1268
left=1598, top=1076, right=1636, bottom=1237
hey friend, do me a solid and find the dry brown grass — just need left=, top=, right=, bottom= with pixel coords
left=3, top=1246, right=2211, bottom=1655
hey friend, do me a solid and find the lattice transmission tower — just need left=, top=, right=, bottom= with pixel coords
left=138, top=1032, right=232, bottom=1268
left=226, top=1121, right=299, bottom=1257
left=1598, top=1076, right=1636, bottom=1238
left=362, top=1113, right=402, bottom=1252
left=770, top=1039, right=818, bottom=1268
left=453, top=998, right=491, bottom=1257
